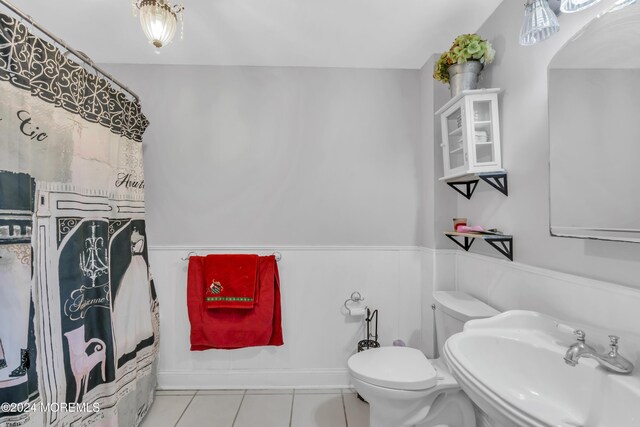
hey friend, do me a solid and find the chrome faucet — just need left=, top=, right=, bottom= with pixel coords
left=564, top=330, right=634, bottom=375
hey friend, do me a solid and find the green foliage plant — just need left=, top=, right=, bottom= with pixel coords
left=434, top=34, right=496, bottom=84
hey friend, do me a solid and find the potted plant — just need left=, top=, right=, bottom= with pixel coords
left=434, top=34, right=496, bottom=97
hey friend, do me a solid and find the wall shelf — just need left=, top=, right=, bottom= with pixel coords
left=437, top=89, right=503, bottom=180
left=444, top=231, right=513, bottom=261
left=445, top=171, right=508, bottom=199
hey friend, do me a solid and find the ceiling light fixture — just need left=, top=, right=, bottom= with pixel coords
left=132, top=0, right=184, bottom=51
left=520, top=0, right=561, bottom=46
left=560, top=0, right=602, bottom=13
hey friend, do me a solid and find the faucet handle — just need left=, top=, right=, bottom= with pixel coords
left=609, top=335, right=620, bottom=348
left=608, top=335, right=623, bottom=358
left=574, top=330, right=586, bottom=342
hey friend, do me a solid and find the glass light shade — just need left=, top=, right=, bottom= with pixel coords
left=560, top=0, right=602, bottom=13
left=139, top=0, right=178, bottom=49
left=520, top=0, right=561, bottom=46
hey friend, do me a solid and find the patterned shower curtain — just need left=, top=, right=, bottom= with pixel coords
left=0, top=13, right=159, bottom=427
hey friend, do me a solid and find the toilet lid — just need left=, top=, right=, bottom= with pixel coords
left=347, top=347, right=438, bottom=391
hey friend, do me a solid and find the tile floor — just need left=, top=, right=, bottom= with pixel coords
left=143, top=389, right=370, bottom=427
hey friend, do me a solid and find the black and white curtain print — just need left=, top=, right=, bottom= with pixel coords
left=0, top=172, right=42, bottom=427
left=0, top=13, right=158, bottom=427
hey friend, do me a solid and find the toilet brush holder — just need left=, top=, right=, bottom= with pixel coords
left=357, top=308, right=379, bottom=351
left=357, top=339, right=380, bottom=352
left=356, top=308, right=379, bottom=402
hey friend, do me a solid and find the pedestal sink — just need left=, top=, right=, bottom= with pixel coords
left=443, top=310, right=640, bottom=427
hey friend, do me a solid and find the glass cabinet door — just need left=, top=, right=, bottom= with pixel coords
left=438, top=89, right=502, bottom=180
left=444, top=106, right=466, bottom=174
left=470, top=99, right=496, bottom=166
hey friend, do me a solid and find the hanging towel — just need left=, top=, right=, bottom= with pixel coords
left=203, top=254, right=259, bottom=309
left=187, top=255, right=283, bottom=350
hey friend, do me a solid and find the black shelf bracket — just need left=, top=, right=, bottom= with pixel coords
left=445, top=232, right=513, bottom=261
left=447, top=180, right=479, bottom=200
left=445, top=171, right=508, bottom=199
left=485, top=236, right=513, bottom=261
left=445, top=233, right=475, bottom=251
left=478, top=172, right=508, bottom=197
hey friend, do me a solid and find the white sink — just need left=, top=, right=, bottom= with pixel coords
left=443, top=310, right=640, bottom=427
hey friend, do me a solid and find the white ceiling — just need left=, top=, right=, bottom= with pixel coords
left=7, top=0, right=503, bottom=69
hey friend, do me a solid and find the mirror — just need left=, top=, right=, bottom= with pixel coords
left=549, top=4, right=640, bottom=243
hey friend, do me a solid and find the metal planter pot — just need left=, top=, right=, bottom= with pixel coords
left=448, top=61, right=484, bottom=97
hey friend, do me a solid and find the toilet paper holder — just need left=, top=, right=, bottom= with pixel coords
left=344, top=291, right=365, bottom=312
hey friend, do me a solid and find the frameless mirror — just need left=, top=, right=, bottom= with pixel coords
left=549, top=3, right=640, bottom=242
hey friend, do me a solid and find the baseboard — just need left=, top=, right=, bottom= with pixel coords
left=157, top=369, right=351, bottom=390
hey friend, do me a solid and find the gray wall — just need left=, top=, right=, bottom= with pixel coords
left=108, top=0, right=640, bottom=290
left=418, top=57, right=435, bottom=248
left=106, top=65, right=422, bottom=246
left=419, top=55, right=456, bottom=249
left=443, top=0, right=640, bottom=288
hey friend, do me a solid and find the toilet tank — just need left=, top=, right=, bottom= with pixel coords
left=433, top=291, right=499, bottom=357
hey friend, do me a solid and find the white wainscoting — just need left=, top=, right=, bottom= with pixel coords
left=454, top=251, right=640, bottom=361
left=149, top=245, right=639, bottom=390
left=148, top=246, right=426, bottom=389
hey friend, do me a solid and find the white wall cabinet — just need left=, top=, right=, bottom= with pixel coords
left=436, top=89, right=503, bottom=180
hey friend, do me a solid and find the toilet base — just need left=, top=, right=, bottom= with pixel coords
left=352, top=377, right=476, bottom=427
left=417, top=390, right=476, bottom=427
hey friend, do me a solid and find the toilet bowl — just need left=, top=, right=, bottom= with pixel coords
left=348, top=291, right=499, bottom=427
left=348, top=347, right=475, bottom=427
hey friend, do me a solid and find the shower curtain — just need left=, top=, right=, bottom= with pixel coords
left=0, top=13, right=159, bottom=427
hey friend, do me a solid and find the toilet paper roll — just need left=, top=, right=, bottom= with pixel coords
left=348, top=306, right=366, bottom=317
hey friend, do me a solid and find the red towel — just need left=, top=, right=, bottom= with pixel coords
left=203, top=254, right=259, bottom=309
left=187, top=255, right=283, bottom=350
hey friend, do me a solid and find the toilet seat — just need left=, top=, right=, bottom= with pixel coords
left=347, top=347, right=438, bottom=391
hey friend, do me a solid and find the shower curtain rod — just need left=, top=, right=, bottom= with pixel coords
left=0, top=0, right=140, bottom=102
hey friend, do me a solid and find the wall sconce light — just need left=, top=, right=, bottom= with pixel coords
left=132, top=0, right=184, bottom=51
left=520, top=0, right=561, bottom=46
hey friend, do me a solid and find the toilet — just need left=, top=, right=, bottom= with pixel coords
left=347, top=291, right=499, bottom=427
